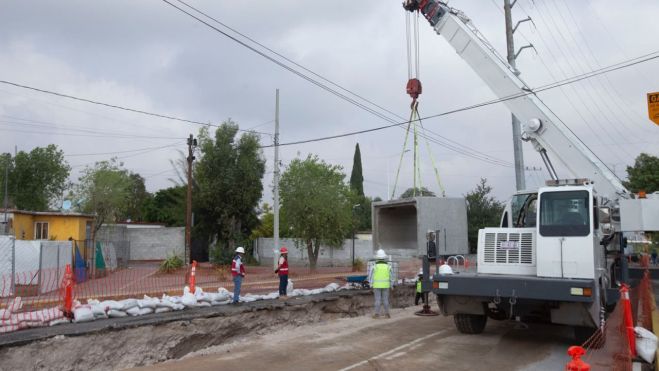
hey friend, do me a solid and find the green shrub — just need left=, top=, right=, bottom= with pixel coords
left=352, top=258, right=365, bottom=272
left=159, top=254, right=183, bottom=273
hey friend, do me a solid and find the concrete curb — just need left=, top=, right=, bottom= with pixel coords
left=0, top=289, right=380, bottom=348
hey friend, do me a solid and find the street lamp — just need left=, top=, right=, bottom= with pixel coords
left=352, top=204, right=360, bottom=270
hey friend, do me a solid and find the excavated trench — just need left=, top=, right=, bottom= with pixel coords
left=0, top=288, right=415, bottom=371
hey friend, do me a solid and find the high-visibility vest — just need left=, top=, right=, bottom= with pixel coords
left=278, top=256, right=289, bottom=276
left=416, top=280, right=422, bottom=293
left=372, top=262, right=391, bottom=289
left=231, top=255, right=245, bottom=277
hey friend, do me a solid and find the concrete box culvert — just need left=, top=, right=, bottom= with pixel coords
left=0, top=288, right=417, bottom=371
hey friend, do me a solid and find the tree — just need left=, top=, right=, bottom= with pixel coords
left=624, top=153, right=659, bottom=193
left=465, top=178, right=504, bottom=253
left=280, top=155, right=353, bottom=270
left=122, top=173, right=150, bottom=221
left=400, top=187, right=436, bottom=199
left=194, top=121, right=265, bottom=255
left=0, top=145, right=70, bottom=211
left=142, top=186, right=185, bottom=226
left=349, top=143, right=364, bottom=197
left=250, top=203, right=292, bottom=239
left=74, top=159, right=134, bottom=233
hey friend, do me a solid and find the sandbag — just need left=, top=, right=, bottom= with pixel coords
left=287, top=279, right=294, bottom=295
left=635, top=326, right=658, bottom=363
left=119, top=299, right=138, bottom=311
left=73, top=306, right=94, bottom=323
left=100, top=300, right=123, bottom=311
left=0, top=309, right=11, bottom=320
left=126, top=307, right=153, bottom=316
left=108, top=310, right=127, bottom=318
left=155, top=307, right=172, bottom=314
left=211, top=299, right=232, bottom=306
left=324, top=283, right=340, bottom=292
left=7, top=297, right=22, bottom=312
left=49, top=318, right=70, bottom=327
left=138, top=295, right=159, bottom=309
left=91, top=304, right=107, bottom=319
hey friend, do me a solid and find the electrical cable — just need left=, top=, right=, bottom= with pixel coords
left=164, top=0, right=514, bottom=167
left=0, top=79, right=268, bottom=135
left=260, top=51, right=659, bottom=149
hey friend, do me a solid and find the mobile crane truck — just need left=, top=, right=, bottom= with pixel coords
left=403, top=0, right=659, bottom=342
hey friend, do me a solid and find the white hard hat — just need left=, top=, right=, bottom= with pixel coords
left=418, top=268, right=424, bottom=276
left=438, top=264, right=454, bottom=275
left=235, top=246, right=245, bottom=254
left=375, top=249, right=387, bottom=259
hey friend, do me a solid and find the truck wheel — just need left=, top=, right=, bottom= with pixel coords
left=574, top=326, right=605, bottom=349
left=453, top=313, right=487, bottom=334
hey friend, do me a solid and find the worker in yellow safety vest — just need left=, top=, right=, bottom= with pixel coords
left=369, top=249, right=393, bottom=319
left=415, top=268, right=425, bottom=305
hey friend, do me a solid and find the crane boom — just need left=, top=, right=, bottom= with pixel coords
left=406, top=1, right=628, bottom=200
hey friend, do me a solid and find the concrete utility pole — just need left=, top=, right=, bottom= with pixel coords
left=273, top=89, right=280, bottom=269
left=504, top=0, right=532, bottom=191
left=3, top=156, right=8, bottom=235
left=185, top=134, right=196, bottom=264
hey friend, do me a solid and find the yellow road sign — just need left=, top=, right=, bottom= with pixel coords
left=648, top=92, right=659, bottom=125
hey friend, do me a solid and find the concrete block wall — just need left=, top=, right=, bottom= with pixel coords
left=97, top=225, right=184, bottom=261
left=255, top=238, right=375, bottom=267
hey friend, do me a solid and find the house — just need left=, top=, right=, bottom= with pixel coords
left=0, top=209, right=94, bottom=241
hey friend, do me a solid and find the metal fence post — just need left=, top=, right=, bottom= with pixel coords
left=37, top=241, right=43, bottom=290
left=11, top=237, right=15, bottom=296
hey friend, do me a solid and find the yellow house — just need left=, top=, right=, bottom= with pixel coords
left=1, top=209, right=94, bottom=241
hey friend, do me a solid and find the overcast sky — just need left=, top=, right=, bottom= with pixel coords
left=0, top=0, right=657, bottom=207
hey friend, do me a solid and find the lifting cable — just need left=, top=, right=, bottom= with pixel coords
left=392, top=2, right=445, bottom=199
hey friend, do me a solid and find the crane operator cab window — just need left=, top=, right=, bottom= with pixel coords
left=539, top=190, right=590, bottom=237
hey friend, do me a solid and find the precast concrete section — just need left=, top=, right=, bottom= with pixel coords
left=372, top=197, right=468, bottom=258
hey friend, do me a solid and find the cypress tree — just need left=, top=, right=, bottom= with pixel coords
left=349, top=143, right=364, bottom=197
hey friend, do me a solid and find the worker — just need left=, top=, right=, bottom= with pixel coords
left=426, top=230, right=437, bottom=261
left=276, top=246, right=289, bottom=298
left=368, top=249, right=393, bottom=319
left=415, top=268, right=425, bottom=306
left=231, top=246, right=246, bottom=304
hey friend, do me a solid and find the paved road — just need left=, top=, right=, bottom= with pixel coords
left=134, top=307, right=571, bottom=371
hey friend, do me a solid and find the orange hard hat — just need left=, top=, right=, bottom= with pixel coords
left=280, top=247, right=288, bottom=254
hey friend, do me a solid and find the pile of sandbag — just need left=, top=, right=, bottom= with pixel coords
left=0, top=280, right=359, bottom=334
left=0, top=297, right=65, bottom=333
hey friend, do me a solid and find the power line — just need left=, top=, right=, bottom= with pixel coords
left=163, top=0, right=517, bottom=167
left=261, top=51, right=659, bottom=149
left=0, top=79, right=268, bottom=135
left=65, top=141, right=184, bottom=157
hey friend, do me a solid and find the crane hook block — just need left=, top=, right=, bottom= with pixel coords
left=406, top=78, right=422, bottom=100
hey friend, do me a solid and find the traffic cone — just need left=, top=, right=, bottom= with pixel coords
left=61, top=264, right=74, bottom=319
left=620, top=284, right=637, bottom=357
left=189, top=260, right=197, bottom=294
left=565, top=346, right=590, bottom=371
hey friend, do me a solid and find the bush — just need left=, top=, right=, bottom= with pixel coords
left=159, top=254, right=183, bottom=273
left=352, top=258, right=365, bottom=272
left=210, top=244, right=234, bottom=266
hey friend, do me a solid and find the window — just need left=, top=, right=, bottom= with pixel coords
left=34, top=222, right=49, bottom=240
left=539, top=190, right=590, bottom=237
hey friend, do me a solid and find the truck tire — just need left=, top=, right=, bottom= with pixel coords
left=453, top=313, right=487, bottom=334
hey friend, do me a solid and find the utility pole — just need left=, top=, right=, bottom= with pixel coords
left=3, top=155, right=8, bottom=235
left=273, top=89, right=280, bottom=269
left=185, top=134, right=197, bottom=265
left=504, top=0, right=533, bottom=191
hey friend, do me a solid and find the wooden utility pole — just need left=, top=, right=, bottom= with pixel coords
left=185, top=134, right=196, bottom=264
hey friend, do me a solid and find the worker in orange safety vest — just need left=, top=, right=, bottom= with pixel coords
left=275, top=246, right=289, bottom=298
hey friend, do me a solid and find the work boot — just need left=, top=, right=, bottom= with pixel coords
left=372, top=314, right=380, bottom=319
left=385, top=313, right=391, bottom=319
left=278, top=295, right=287, bottom=300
